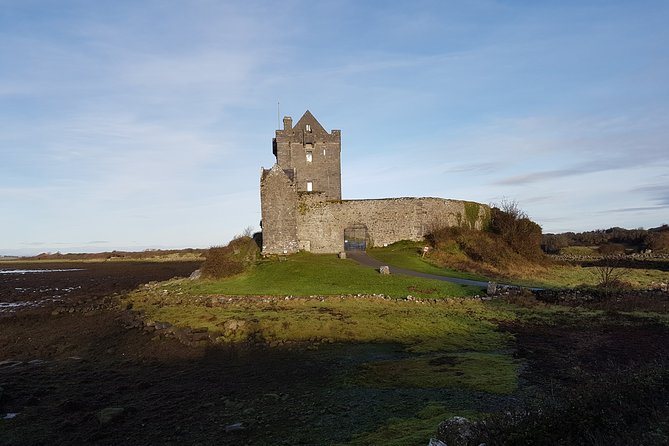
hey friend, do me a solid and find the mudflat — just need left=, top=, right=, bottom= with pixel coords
left=2, top=261, right=668, bottom=445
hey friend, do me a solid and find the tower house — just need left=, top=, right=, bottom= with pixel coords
left=272, top=110, right=341, bottom=200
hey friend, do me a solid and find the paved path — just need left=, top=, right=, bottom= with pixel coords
left=345, top=251, right=493, bottom=288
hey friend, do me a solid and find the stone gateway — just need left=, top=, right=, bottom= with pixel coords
left=260, top=111, right=489, bottom=255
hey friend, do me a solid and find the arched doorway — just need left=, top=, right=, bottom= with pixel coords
left=344, top=224, right=368, bottom=251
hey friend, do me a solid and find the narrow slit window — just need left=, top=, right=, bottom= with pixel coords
left=306, top=181, right=313, bottom=192
left=306, top=151, right=313, bottom=162
left=305, top=124, right=312, bottom=132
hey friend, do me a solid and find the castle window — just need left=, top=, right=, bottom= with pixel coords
left=305, top=124, right=312, bottom=132
left=306, top=181, right=313, bottom=192
left=306, top=151, right=313, bottom=163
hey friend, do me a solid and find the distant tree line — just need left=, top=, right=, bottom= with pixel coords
left=542, top=225, right=669, bottom=254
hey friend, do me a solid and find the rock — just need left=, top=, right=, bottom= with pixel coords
left=189, top=269, right=202, bottom=280
left=428, top=439, right=447, bottom=446
left=191, top=331, right=210, bottom=342
left=379, top=265, right=390, bottom=275
left=225, top=422, right=245, bottom=432
left=338, top=252, right=347, bottom=259
left=96, top=407, right=125, bottom=425
left=487, top=282, right=497, bottom=296
left=223, top=319, right=246, bottom=333
left=0, top=360, right=23, bottom=369
left=154, top=321, right=172, bottom=331
left=436, top=416, right=476, bottom=446
left=174, top=327, right=192, bottom=343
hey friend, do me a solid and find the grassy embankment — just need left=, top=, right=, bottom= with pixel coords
left=369, top=240, right=668, bottom=289
left=127, top=250, right=520, bottom=444
left=126, top=240, right=669, bottom=444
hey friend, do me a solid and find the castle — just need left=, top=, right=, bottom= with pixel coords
left=260, top=111, right=489, bottom=255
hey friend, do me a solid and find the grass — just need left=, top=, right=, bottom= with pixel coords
left=367, top=240, right=666, bottom=290
left=164, top=252, right=482, bottom=298
left=356, top=351, right=518, bottom=394
left=337, top=403, right=477, bottom=446
left=506, top=263, right=669, bottom=289
left=128, top=293, right=516, bottom=352
left=368, top=241, right=489, bottom=281
left=559, top=246, right=600, bottom=256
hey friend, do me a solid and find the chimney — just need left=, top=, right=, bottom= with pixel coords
left=283, top=116, right=292, bottom=131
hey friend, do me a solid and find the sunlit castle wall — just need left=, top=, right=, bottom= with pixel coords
left=295, top=193, right=490, bottom=253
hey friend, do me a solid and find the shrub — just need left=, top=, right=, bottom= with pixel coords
left=489, top=200, right=543, bottom=261
left=201, top=235, right=260, bottom=279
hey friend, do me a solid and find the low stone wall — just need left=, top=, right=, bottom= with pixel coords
left=297, top=195, right=490, bottom=253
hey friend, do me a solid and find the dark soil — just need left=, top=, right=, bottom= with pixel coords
left=0, top=262, right=503, bottom=445
left=2, top=261, right=668, bottom=445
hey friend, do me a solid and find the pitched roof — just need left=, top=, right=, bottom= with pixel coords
left=293, top=110, right=327, bottom=133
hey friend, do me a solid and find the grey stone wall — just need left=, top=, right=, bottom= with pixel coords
left=260, top=165, right=299, bottom=254
left=273, top=111, right=341, bottom=200
left=260, top=110, right=490, bottom=255
left=295, top=194, right=490, bottom=253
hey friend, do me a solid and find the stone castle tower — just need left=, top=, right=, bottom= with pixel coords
left=260, top=111, right=489, bottom=255
left=272, top=110, right=341, bottom=200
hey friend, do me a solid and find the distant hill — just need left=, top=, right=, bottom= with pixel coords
left=20, top=248, right=206, bottom=261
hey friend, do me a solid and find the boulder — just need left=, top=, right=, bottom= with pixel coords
left=436, top=416, right=476, bottom=446
left=338, top=252, right=347, bottom=259
left=96, top=407, right=125, bottom=425
left=379, top=265, right=390, bottom=275
left=189, top=269, right=202, bottom=280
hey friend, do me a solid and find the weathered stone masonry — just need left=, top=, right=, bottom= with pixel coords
left=261, top=111, right=489, bottom=255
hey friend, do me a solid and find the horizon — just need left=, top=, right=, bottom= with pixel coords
left=2, top=1, right=668, bottom=256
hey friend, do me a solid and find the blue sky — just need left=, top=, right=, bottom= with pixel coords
left=1, top=1, right=668, bottom=255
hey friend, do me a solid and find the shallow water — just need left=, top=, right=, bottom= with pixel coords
left=0, top=269, right=85, bottom=274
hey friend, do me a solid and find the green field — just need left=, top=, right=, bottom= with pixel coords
left=368, top=241, right=489, bottom=281
left=166, top=251, right=482, bottom=298
left=124, top=246, right=669, bottom=444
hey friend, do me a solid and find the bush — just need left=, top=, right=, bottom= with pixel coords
left=426, top=200, right=545, bottom=277
left=201, top=236, right=260, bottom=279
left=489, top=200, right=543, bottom=261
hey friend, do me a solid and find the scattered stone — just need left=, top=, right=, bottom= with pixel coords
left=427, top=439, right=447, bottom=446
left=487, top=281, right=497, bottom=296
left=379, top=265, right=390, bottom=275
left=154, top=321, right=172, bottom=331
left=436, top=416, right=476, bottom=446
left=223, top=319, right=246, bottom=333
left=96, top=407, right=126, bottom=425
left=3, top=413, right=19, bottom=420
left=191, top=331, right=209, bottom=342
left=0, top=360, right=23, bottom=369
left=338, top=252, right=346, bottom=259
left=225, top=422, right=245, bottom=432
left=189, top=269, right=202, bottom=280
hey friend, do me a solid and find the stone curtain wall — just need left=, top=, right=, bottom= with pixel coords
left=260, top=166, right=300, bottom=254
left=296, top=194, right=490, bottom=253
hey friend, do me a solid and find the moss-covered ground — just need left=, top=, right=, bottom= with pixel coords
left=120, top=248, right=669, bottom=444
left=368, top=240, right=668, bottom=289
